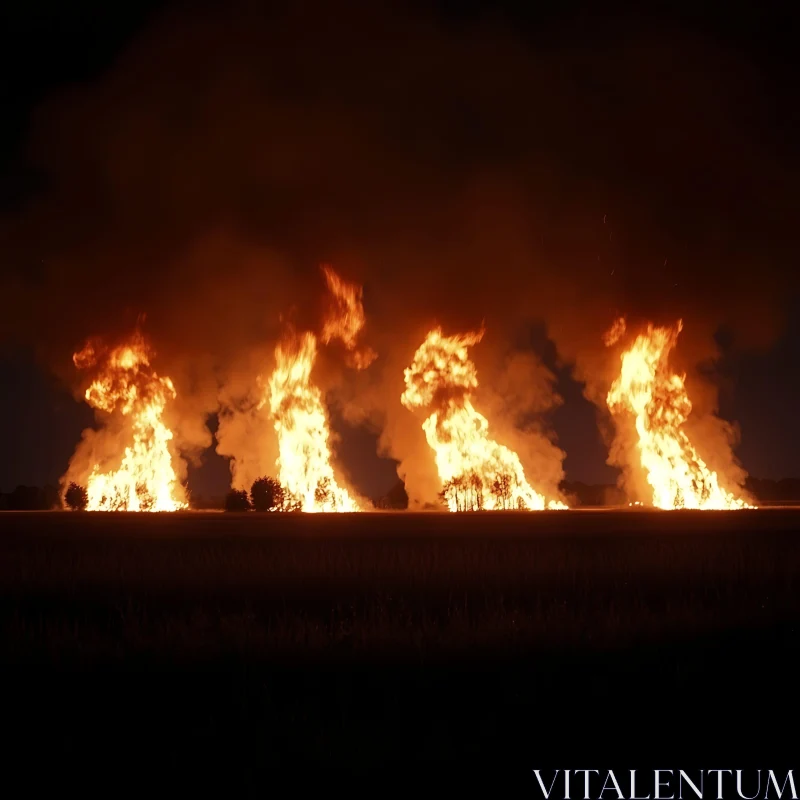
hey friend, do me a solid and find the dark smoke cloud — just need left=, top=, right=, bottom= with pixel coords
left=1, top=1, right=796, bottom=500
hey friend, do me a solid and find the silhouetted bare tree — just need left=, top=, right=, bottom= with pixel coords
left=440, top=473, right=487, bottom=511
left=468, top=472, right=484, bottom=510
left=491, top=473, right=513, bottom=509
left=314, top=477, right=334, bottom=510
left=438, top=478, right=456, bottom=510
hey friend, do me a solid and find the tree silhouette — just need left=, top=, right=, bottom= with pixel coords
left=64, top=482, right=88, bottom=511
left=250, top=476, right=284, bottom=512
left=314, top=477, right=334, bottom=509
left=441, top=472, right=517, bottom=511
left=468, top=472, right=484, bottom=510
left=491, top=473, right=513, bottom=509
left=459, top=476, right=469, bottom=511
left=439, top=478, right=457, bottom=510
left=224, top=489, right=251, bottom=512
left=440, top=473, right=486, bottom=511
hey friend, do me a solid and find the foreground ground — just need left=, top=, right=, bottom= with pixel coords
left=1, top=509, right=798, bottom=792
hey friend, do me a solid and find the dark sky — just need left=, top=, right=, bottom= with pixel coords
left=0, top=0, right=798, bottom=498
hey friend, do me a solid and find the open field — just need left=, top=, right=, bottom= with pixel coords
left=1, top=509, right=799, bottom=791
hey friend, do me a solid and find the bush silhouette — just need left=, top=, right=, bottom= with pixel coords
left=224, top=489, right=251, bottom=512
left=64, top=483, right=88, bottom=511
left=250, top=476, right=284, bottom=512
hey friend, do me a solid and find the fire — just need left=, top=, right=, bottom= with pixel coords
left=603, top=316, right=627, bottom=347
left=606, top=318, right=754, bottom=510
left=264, top=330, right=359, bottom=511
left=259, top=266, right=372, bottom=512
left=69, top=332, right=187, bottom=511
left=401, top=327, right=567, bottom=511
left=320, top=264, right=377, bottom=370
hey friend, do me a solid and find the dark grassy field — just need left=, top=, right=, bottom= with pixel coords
left=1, top=509, right=798, bottom=793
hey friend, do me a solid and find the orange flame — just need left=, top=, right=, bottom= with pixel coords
left=606, top=318, right=754, bottom=510
left=320, top=264, right=377, bottom=370
left=401, top=327, right=567, bottom=511
left=603, top=316, right=627, bottom=347
left=259, top=266, right=372, bottom=512
left=69, top=332, right=187, bottom=511
left=263, top=330, right=359, bottom=511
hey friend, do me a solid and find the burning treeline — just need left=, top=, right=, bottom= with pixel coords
left=605, top=318, right=753, bottom=510
left=63, top=266, right=374, bottom=513
left=62, top=280, right=754, bottom=512
left=4, top=0, right=788, bottom=515
left=401, top=328, right=567, bottom=511
left=62, top=332, right=187, bottom=511
left=259, top=266, right=375, bottom=512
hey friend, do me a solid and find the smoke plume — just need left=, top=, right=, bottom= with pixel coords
left=1, top=1, right=796, bottom=503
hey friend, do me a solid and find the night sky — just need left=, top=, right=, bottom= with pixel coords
left=1, top=1, right=798, bottom=500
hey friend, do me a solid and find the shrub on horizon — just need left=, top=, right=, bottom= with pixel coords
left=224, top=489, right=251, bottom=512
left=250, top=476, right=284, bottom=512
left=64, top=482, right=88, bottom=511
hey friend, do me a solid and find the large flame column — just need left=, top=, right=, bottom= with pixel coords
left=64, top=332, right=187, bottom=511
left=606, top=318, right=754, bottom=510
left=265, top=331, right=359, bottom=512
left=402, top=327, right=567, bottom=511
left=258, top=265, right=375, bottom=513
